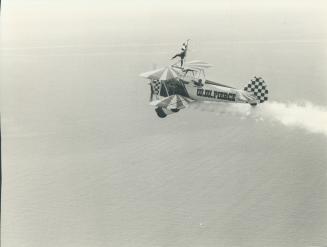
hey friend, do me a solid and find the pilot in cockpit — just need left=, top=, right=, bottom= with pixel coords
left=193, top=78, right=203, bottom=87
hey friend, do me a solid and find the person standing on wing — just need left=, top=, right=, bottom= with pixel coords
left=171, top=40, right=189, bottom=67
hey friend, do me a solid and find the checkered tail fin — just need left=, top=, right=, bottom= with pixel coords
left=243, top=77, right=268, bottom=104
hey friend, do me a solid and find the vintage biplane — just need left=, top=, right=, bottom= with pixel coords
left=140, top=42, right=268, bottom=118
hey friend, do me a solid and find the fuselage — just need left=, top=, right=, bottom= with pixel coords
left=172, top=71, right=258, bottom=106
left=184, top=81, right=257, bottom=104
left=152, top=72, right=259, bottom=106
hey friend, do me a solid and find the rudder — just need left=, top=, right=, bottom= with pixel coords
left=244, top=76, right=268, bottom=103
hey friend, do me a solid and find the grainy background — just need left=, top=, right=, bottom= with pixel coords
left=1, top=0, right=327, bottom=246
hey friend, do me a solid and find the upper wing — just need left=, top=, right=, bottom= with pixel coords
left=184, top=60, right=213, bottom=71
left=140, top=66, right=182, bottom=81
left=150, top=95, right=194, bottom=110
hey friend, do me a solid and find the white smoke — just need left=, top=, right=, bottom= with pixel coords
left=191, top=101, right=327, bottom=137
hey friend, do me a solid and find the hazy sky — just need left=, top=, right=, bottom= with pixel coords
left=2, top=0, right=326, bottom=48
left=1, top=1, right=327, bottom=247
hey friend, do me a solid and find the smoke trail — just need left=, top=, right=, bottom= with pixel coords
left=191, top=101, right=327, bottom=137
left=258, top=101, right=327, bottom=136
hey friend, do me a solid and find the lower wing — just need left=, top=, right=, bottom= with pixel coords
left=150, top=94, right=194, bottom=110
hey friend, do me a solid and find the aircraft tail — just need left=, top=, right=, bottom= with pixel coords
left=244, top=76, right=268, bottom=104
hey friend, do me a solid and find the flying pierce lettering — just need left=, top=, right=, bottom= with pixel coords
left=197, top=89, right=236, bottom=101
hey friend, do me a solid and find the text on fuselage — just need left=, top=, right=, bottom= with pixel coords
left=197, top=89, right=236, bottom=101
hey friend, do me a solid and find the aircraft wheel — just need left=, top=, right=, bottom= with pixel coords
left=155, top=107, right=167, bottom=118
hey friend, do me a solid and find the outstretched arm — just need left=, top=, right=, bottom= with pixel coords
left=186, top=39, right=190, bottom=47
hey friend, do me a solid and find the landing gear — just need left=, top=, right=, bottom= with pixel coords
left=155, top=107, right=167, bottom=118
left=155, top=107, right=179, bottom=118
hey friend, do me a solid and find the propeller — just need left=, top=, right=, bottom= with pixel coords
left=149, top=63, right=157, bottom=102
left=149, top=83, right=154, bottom=102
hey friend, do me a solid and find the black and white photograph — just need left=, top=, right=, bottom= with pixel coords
left=0, top=0, right=326, bottom=246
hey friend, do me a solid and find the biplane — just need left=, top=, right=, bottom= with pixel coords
left=140, top=42, right=268, bottom=118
